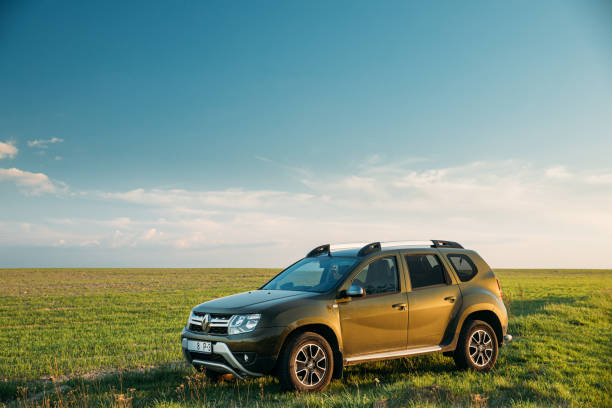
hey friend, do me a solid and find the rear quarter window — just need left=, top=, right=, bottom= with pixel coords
left=447, top=254, right=478, bottom=282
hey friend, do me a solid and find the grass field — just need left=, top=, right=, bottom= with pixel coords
left=0, top=268, right=610, bottom=407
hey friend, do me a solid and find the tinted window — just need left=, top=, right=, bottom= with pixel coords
left=352, top=257, right=399, bottom=296
left=262, top=257, right=358, bottom=293
left=447, top=254, right=478, bottom=282
left=405, top=254, right=448, bottom=289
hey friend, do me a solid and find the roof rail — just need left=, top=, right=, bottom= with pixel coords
left=331, top=242, right=369, bottom=251
left=382, top=240, right=434, bottom=249
left=306, top=242, right=369, bottom=257
left=307, top=239, right=463, bottom=257
left=431, top=240, right=463, bottom=249
left=358, top=240, right=434, bottom=256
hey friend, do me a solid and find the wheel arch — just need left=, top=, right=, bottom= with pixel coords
left=459, top=310, right=503, bottom=347
left=275, top=323, right=344, bottom=379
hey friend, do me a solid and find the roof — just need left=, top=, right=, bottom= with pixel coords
left=306, top=240, right=463, bottom=258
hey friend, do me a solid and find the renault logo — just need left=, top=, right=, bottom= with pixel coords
left=202, top=314, right=211, bottom=333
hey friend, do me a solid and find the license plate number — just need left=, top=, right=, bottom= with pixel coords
left=188, top=340, right=212, bottom=353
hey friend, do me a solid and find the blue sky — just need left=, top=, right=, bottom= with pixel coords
left=1, top=0, right=611, bottom=267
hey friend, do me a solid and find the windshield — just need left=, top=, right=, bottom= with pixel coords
left=262, top=257, right=359, bottom=293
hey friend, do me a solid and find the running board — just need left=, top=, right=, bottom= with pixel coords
left=345, top=346, right=442, bottom=363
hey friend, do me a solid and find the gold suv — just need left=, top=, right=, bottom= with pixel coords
left=181, top=240, right=512, bottom=392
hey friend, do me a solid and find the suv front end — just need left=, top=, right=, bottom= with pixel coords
left=181, top=309, right=284, bottom=378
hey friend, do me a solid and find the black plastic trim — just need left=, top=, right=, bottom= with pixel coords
left=357, top=242, right=381, bottom=257
left=307, top=244, right=330, bottom=257
left=431, top=240, right=463, bottom=249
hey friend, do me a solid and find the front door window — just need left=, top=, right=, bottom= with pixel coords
left=352, top=256, right=399, bottom=295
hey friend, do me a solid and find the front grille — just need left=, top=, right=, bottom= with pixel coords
left=190, top=351, right=227, bottom=365
left=209, top=326, right=227, bottom=334
left=195, top=312, right=231, bottom=319
left=189, top=313, right=231, bottom=335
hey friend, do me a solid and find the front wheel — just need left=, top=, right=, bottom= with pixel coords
left=277, top=332, right=334, bottom=392
left=453, top=319, right=498, bottom=371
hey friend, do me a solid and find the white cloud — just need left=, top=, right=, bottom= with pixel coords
left=54, top=161, right=606, bottom=267
left=584, top=172, right=612, bottom=185
left=545, top=165, right=571, bottom=179
left=0, top=221, right=98, bottom=247
left=27, top=137, right=64, bottom=148
left=80, top=239, right=101, bottom=247
left=141, top=228, right=162, bottom=241
left=0, top=141, right=18, bottom=159
left=100, top=188, right=315, bottom=211
left=1, top=158, right=612, bottom=267
left=0, top=168, right=66, bottom=195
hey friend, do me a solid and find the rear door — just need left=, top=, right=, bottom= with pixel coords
left=403, top=251, right=462, bottom=348
left=338, top=255, right=408, bottom=357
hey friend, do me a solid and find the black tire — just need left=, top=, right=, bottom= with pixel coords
left=453, top=319, right=498, bottom=371
left=277, top=332, right=334, bottom=392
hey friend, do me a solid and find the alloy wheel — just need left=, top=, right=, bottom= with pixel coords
left=468, top=329, right=494, bottom=367
left=294, top=343, right=328, bottom=387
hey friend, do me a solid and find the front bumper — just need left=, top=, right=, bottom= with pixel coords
left=181, top=327, right=284, bottom=378
left=182, top=339, right=263, bottom=378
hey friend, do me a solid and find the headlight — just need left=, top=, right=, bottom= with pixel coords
left=228, top=314, right=261, bottom=335
left=186, top=310, right=195, bottom=327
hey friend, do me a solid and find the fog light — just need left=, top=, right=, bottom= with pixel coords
left=234, top=352, right=256, bottom=366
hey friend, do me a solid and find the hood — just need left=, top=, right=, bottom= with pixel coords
left=193, top=290, right=316, bottom=314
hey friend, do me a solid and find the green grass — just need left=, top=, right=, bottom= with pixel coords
left=0, top=268, right=610, bottom=407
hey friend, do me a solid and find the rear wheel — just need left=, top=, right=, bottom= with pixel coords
left=453, top=319, right=498, bottom=371
left=277, top=332, right=334, bottom=392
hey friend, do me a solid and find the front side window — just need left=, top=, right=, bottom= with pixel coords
left=262, top=257, right=358, bottom=293
left=405, top=254, right=448, bottom=289
left=351, top=256, right=399, bottom=296
left=447, top=254, right=478, bottom=282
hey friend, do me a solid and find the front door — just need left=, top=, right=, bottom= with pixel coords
left=338, top=256, right=408, bottom=357
left=404, top=253, right=462, bottom=348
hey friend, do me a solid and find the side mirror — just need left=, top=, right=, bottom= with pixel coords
left=345, top=284, right=365, bottom=298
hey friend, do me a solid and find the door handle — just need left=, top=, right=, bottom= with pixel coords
left=444, top=296, right=456, bottom=303
left=392, top=303, right=407, bottom=310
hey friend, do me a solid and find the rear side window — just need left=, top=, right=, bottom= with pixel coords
left=447, top=254, right=478, bottom=282
left=405, top=254, right=448, bottom=289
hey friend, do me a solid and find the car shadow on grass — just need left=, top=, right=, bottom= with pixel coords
left=343, top=353, right=457, bottom=381
left=0, top=351, right=505, bottom=406
left=1, top=355, right=574, bottom=408
left=2, top=363, right=288, bottom=408
left=0, top=355, right=467, bottom=407
left=507, top=294, right=587, bottom=317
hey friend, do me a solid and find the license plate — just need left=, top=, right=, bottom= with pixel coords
left=188, top=340, right=212, bottom=353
